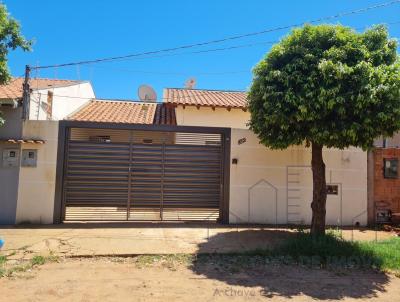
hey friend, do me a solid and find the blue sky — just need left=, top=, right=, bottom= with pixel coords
left=5, top=0, right=400, bottom=100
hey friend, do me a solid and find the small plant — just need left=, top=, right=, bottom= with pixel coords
left=0, top=255, right=6, bottom=265
left=31, top=255, right=46, bottom=266
left=134, top=254, right=194, bottom=269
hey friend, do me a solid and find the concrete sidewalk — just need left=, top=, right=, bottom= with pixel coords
left=0, top=224, right=394, bottom=260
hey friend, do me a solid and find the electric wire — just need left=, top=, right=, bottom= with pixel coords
left=31, top=0, right=400, bottom=70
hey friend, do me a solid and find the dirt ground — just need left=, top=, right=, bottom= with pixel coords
left=0, top=226, right=395, bottom=259
left=1, top=256, right=400, bottom=302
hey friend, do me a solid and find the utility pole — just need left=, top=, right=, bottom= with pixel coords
left=22, top=65, right=31, bottom=120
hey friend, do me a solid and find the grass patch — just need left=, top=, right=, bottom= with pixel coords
left=116, top=233, right=400, bottom=274
left=190, top=232, right=400, bottom=273
left=31, top=256, right=46, bottom=266
left=134, top=254, right=194, bottom=269
left=0, top=255, right=6, bottom=265
left=0, top=254, right=60, bottom=278
left=359, top=237, right=400, bottom=271
left=259, top=231, right=400, bottom=271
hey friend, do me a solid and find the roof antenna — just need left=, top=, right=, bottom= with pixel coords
left=184, top=77, right=196, bottom=89
left=138, top=84, right=157, bottom=102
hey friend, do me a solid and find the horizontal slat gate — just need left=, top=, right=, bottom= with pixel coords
left=162, top=144, right=220, bottom=220
left=64, top=141, right=130, bottom=220
left=63, top=128, right=223, bottom=222
left=129, top=144, right=163, bottom=220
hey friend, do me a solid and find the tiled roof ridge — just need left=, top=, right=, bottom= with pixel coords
left=67, top=99, right=176, bottom=125
left=163, top=88, right=248, bottom=109
left=165, top=87, right=246, bottom=93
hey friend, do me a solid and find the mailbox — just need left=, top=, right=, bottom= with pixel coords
left=2, top=149, right=20, bottom=167
left=21, top=149, right=38, bottom=167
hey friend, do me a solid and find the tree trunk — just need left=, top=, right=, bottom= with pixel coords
left=310, top=142, right=327, bottom=236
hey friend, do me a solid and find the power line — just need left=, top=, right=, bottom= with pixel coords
left=84, top=40, right=277, bottom=64
left=31, top=0, right=400, bottom=70
left=24, top=19, right=400, bottom=96
left=86, top=65, right=250, bottom=76
left=43, top=20, right=400, bottom=78
left=80, top=40, right=277, bottom=75
left=34, top=92, right=96, bottom=100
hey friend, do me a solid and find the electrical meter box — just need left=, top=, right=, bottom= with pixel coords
left=21, top=149, right=38, bottom=167
left=2, top=149, right=20, bottom=167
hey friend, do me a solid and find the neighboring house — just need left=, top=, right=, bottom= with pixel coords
left=0, top=78, right=95, bottom=224
left=164, top=88, right=249, bottom=128
left=0, top=81, right=369, bottom=226
left=368, top=136, right=400, bottom=224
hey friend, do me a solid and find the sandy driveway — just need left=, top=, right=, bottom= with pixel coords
left=1, top=257, right=399, bottom=302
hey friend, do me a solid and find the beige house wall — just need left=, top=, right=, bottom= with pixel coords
left=0, top=107, right=24, bottom=224
left=12, top=109, right=368, bottom=226
left=15, top=120, right=59, bottom=224
left=230, top=129, right=368, bottom=226
left=175, top=106, right=250, bottom=129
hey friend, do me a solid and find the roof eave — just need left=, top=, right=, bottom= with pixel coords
left=167, top=102, right=247, bottom=110
left=0, top=98, right=21, bottom=108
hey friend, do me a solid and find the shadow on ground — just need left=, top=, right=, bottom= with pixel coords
left=191, top=229, right=390, bottom=300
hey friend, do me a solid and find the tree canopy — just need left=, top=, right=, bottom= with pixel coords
left=248, top=24, right=400, bottom=235
left=248, top=24, right=400, bottom=151
left=0, top=4, right=31, bottom=126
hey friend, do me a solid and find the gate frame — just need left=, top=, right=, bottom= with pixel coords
left=53, top=120, right=231, bottom=224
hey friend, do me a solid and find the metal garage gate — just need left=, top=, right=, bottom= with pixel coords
left=55, top=123, right=230, bottom=223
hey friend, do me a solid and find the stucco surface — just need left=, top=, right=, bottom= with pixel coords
left=176, top=106, right=250, bottom=129
left=0, top=107, right=23, bottom=224
left=15, top=120, right=59, bottom=224
left=230, top=129, right=368, bottom=226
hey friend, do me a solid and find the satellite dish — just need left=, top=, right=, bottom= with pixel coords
left=138, top=85, right=157, bottom=102
left=185, top=78, right=197, bottom=89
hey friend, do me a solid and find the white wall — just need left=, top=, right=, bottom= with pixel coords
left=15, top=120, right=58, bottom=224
left=29, top=82, right=95, bottom=121
left=175, top=106, right=250, bottom=129
left=229, top=129, right=368, bottom=226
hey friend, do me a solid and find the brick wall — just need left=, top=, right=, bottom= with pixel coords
left=374, top=148, right=400, bottom=223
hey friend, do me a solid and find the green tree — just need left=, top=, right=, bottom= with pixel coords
left=248, top=24, right=400, bottom=235
left=0, top=4, right=31, bottom=126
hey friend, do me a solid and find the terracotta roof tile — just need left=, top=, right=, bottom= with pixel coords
left=67, top=99, right=176, bottom=125
left=163, top=88, right=248, bottom=109
left=0, top=77, right=81, bottom=100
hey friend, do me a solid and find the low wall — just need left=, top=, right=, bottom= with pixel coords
left=15, top=120, right=59, bottom=224
left=229, top=129, right=368, bottom=226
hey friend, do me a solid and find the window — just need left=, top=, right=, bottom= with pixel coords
left=384, top=158, right=398, bottom=179
left=327, top=184, right=339, bottom=195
